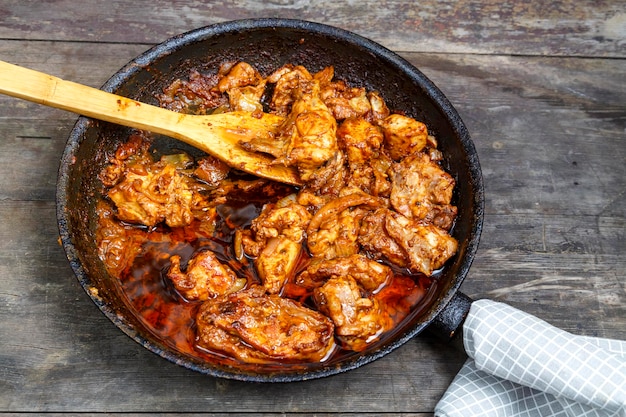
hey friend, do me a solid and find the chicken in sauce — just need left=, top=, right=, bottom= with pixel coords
left=96, top=60, right=458, bottom=366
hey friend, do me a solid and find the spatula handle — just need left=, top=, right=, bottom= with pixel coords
left=0, top=60, right=182, bottom=136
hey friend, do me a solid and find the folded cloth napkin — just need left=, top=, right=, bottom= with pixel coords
left=435, top=300, right=626, bottom=417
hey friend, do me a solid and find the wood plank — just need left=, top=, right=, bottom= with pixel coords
left=24, top=415, right=434, bottom=417
left=0, top=0, right=624, bottom=57
left=0, top=37, right=624, bottom=413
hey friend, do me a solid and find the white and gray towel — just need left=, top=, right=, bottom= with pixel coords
left=435, top=300, right=626, bottom=417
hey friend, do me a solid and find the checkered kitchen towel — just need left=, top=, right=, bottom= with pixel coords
left=435, top=300, right=626, bottom=417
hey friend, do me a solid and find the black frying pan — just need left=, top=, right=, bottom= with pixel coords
left=56, top=18, right=484, bottom=382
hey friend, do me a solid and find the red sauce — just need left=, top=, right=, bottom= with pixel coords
left=110, top=195, right=436, bottom=368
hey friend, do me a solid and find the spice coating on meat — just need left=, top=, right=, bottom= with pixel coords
left=390, top=152, right=457, bottom=230
left=297, top=254, right=392, bottom=292
left=96, top=60, right=459, bottom=365
left=167, top=251, right=246, bottom=301
left=313, top=276, right=392, bottom=351
left=197, top=286, right=335, bottom=362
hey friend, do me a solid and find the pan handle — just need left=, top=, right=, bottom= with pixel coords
left=427, top=291, right=473, bottom=341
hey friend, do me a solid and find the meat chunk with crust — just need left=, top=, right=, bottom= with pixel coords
left=336, top=117, right=392, bottom=196
left=313, top=276, right=392, bottom=351
left=358, top=208, right=411, bottom=269
left=255, top=236, right=303, bottom=294
left=384, top=210, right=458, bottom=276
left=390, top=152, right=457, bottom=230
left=306, top=192, right=383, bottom=259
left=359, top=208, right=458, bottom=276
left=241, top=201, right=311, bottom=257
left=167, top=250, right=246, bottom=301
left=275, top=82, right=338, bottom=180
left=240, top=201, right=311, bottom=293
left=216, top=61, right=263, bottom=93
left=196, top=286, right=336, bottom=363
left=379, top=114, right=428, bottom=160
left=296, top=254, right=392, bottom=292
left=107, top=162, right=194, bottom=228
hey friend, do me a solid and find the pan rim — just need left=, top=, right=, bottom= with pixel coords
left=56, top=18, right=484, bottom=382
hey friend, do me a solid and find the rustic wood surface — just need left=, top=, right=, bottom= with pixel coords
left=0, top=1, right=624, bottom=415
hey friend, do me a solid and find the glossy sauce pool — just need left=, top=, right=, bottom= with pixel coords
left=110, top=193, right=439, bottom=371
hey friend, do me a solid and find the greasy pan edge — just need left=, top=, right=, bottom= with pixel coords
left=56, top=18, right=484, bottom=382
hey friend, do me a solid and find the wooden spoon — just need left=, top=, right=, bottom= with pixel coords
left=0, top=60, right=302, bottom=185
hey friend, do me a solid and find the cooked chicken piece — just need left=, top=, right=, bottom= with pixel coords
left=379, top=114, right=428, bottom=160
left=322, top=83, right=371, bottom=121
left=255, top=236, right=303, bottom=294
left=358, top=207, right=457, bottom=275
left=296, top=254, right=392, bottom=292
left=239, top=201, right=311, bottom=292
left=96, top=201, right=146, bottom=277
left=167, top=250, right=246, bottom=301
left=301, top=151, right=347, bottom=199
left=107, top=162, right=194, bottom=228
left=306, top=206, right=366, bottom=260
left=337, top=117, right=383, bottom=166
left=384, top=210, right=458, bottom=276
left=241, top=80, right=338, bottom=181
left=227, top=83, right=266, bottom=113
left=390, top=152, right=457, bottom=230
left=268, top=65, right=315, bottom=115
left=241, top=201, right=312, bottom=256
left=157, top=70, right=226, bottom=114
left=367, top=91, right=390, bottom=123
left=216, top=61, right=262, bottom=93
left=306, top=192, right=383, bottom=259
left=274, top=83, right=338, bottom=180
left=358, top=208, right=411, bottom=268
left=197, top=286, right=336, bottom=362
left=315, top=66, right=371, bottom=120
left=213, top=62, right=267, bottom=112
left=313, top=276, right=392, bottom=351
left=336, top=117, right=392, bottom=196
left=193, top=155, right=230, bottom=186
left=99, top=132, right=152, bottom=187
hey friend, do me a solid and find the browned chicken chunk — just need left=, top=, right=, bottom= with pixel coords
left=241, top=201, right=311, bottom=256
left=357, top=208, right=409, bottom=268
left=306, top=192, right=382, bottom=259
left=359, top=207, right=458, bottom=275
left=216, top=61, right=263, bottom=93
left=241, top=201, right=311, bottom=293
left=255, top=236, right=303, bottom=294
left=268, top=65, right=315, bottom=115
left=336, top=117, right=392, bottom=196
left=197, top=286, right=336, bottom=363
left=390, top=152, right=457, bottom=230
left=379, top=114, right=429, bottom=160
left=107, top=162, right=194, bottom=228
left=167, top=250, right=246, bottom=301
left=275, top=82, right=339, bottom=180
left=385, top=211, right=458, bottom=276
left=313, top=276, right=392, bottom=351
left=297, top=254, right=392, bottom=292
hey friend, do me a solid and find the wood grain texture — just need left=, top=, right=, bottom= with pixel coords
left=0, top=0, right=624, bottom=57
left=0, top=1, right=624, bottom=414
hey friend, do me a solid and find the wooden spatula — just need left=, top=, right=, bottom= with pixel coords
left=0, top=60, right=302, bottom=185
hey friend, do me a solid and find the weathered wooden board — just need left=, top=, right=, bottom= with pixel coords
left=0, top=3, right=624, bottom=413
left=0, top=0, right=624, bottom=57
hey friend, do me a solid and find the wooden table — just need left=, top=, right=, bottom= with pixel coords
left=1, top=1, right=624, bottom=415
